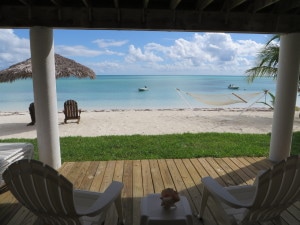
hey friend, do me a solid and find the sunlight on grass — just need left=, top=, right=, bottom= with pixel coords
left=1, top=132, right=299, bottom=162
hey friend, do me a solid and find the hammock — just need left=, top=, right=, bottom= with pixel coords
left=176, top=88, right=265, bottom=106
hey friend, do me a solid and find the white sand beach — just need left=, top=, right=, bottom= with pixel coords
left=1, top=108, right=300, bottom=139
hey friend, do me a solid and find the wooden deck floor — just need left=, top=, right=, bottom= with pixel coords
left=0, top=157, right=299, bottom=225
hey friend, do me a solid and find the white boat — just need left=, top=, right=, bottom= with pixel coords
left=139, top=86, right=149, bottom=91
left=228, top=84, right=239, bottom=90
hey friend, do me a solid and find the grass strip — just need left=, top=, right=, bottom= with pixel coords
left=1, top=132, right=300, bottom=162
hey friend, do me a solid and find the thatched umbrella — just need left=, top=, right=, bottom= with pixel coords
left=0, top=53, right=96, bottom=82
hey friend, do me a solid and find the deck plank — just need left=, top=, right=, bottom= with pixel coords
left=236, top=157, right=262, bottom=176
left=197, top=158, right=226, bottom=186
left=149, top=159, right=164, bottom=193
left=79, top=161, right=100, bottom=190
left=113, top=160, right=124, bottom=182
left=58, top=161, right=75, bottom=176
left=122, top=160, right=133, bottom=225
left=157, top=159, right=176, bottom=189
left=132, top=160, right=143, bottom=225
left=73, top=161, right=92, bottom=189
left=173, top=159, right=200, bottom=213
left=206, top=158, right=236, bottom=186
left=89, top=161, right=107, bottom=192
left=1, top=157, right=299, bottom=225
left=64, top=161, right=89, bottom=187
left=215, top=157, right=246, bottom=186
left=100, top=160, right=116, bottom=192
left=141, top=159, right=154, bottom=196
left=226, top=158, right=256, bottom=184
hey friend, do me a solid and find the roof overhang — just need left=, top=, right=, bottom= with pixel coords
left=0, top=0, right=299, bottom=33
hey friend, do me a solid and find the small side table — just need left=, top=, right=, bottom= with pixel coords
left=140, top=193, right=193, bottom=225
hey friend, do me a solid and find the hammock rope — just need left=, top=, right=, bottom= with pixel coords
left=176, top=88, right=266, bottom=107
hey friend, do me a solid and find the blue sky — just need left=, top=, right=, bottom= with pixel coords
left=0, top=29, right=272, bottom=75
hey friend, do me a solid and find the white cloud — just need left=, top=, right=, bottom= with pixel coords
left=122, top=33, right=264, bottom=75
left=0, top=29, right=30, bottom=69
left=101, top=49, right=124, bottom=56
left=91, top=61, right=122, bottom=73
left=56, top=45, right=125, bottom=57
left=236, top=39, right=264, bottom=57
left=0, top=30, right=266, bottom=75
left=93, top=39, right=128, bottom=48
left=125, top=45, right=163, bottom=63
left=55, top=45, right=101, bottom=57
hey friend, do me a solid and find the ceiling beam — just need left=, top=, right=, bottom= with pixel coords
left=170, top=0, right=182, bottom=10
left=51, top=0, right=62, bottom=7
left=144, top=0, right=149, bottom=8
left=195, top=0, right=214, bottom=11
left=0, top=1, right=299, bottom=33
left=114, top=0, right=119, bottom=9
left=82, top=0, right=91, bottom=8
left=223, top=0, right=246, bottom=11
left=19, top=0, right=31, bottom=6
left=253, top=0, right=279, bottom=13
left=278, top=0, right=300, bottom=12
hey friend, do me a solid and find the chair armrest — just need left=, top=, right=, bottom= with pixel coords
left=76, top=181, right=124, bottom=217
left=0, top=183, right=8, bottom=194
left=253, top=170, right=266, bottom=186
left=202, top=177, right=252, bottom=208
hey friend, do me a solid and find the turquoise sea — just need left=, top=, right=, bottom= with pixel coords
left=0, top=75, right=282, bottom=112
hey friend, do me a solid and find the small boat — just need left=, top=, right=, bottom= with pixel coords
left=139, top=86, right=149, bottom=91
left=228, top=84, right=239, bottom=90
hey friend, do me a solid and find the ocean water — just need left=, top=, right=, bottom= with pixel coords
left=0, top=75, right=281, bottom=112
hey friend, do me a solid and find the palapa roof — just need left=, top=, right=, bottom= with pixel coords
left=0, top=54, right=96, bottom=83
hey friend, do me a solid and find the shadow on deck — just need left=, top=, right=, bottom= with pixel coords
left=0, top=157, right=299, bottom=225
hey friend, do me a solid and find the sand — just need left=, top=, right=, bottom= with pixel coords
left=1, top=108, right=300, bottom=139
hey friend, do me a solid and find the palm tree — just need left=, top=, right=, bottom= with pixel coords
left=246, top=35, right=300, bottom=109
left=246, top=35, right=280, bottom=83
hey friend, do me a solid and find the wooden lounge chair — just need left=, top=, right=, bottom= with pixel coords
left=63, top=99, right=81, bottom=124
left=3, top=159, right=124, bottom=225
left=198, top=155, right=300, bottom=225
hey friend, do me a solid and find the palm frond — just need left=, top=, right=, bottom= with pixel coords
left=246, top=66, right=278, bottom=83
left=258, top=45, right=279, bottom=68
left=265, top=35, right=280, bottom=46
left=246, top=35, right=279, bottom=83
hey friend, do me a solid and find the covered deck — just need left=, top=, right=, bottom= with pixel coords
left=1, top=157, right=299, bottom=225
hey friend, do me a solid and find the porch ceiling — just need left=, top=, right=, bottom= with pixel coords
left=0, top=0, right=299, bottom=33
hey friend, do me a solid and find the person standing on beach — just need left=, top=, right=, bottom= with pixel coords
left=27, top=102, right=35, bottom=126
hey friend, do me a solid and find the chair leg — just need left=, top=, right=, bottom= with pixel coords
left=198, top=186, right=209, bottom=219
left=114, top=194, right=124, bottom=225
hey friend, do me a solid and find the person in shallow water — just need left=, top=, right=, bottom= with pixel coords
left=27, top=102, right=35, bottom=126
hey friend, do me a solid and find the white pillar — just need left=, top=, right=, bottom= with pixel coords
left=30, top=27, right=61, bottom=169
left=269, top=33, right=300, bottom=162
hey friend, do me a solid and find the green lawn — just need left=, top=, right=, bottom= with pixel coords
left=1, top=132, right=300, bottom=162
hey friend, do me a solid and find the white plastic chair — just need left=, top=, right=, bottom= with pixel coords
left=3, top=159, right=124, bottom=225
left=198, top=155, right=300, bottom=225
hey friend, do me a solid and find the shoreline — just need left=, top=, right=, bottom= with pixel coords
left=0, top=106, right=273, bottom=114
left=2, top=107, right=300, bottom=139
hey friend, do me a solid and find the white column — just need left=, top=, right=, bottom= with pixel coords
left=30, top=27, right=61, bottom=169
left=269, top=33, right=300, bottom=162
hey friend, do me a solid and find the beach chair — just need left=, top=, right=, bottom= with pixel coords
left=3, top=159, right=124, bottom=225
left=198, top=155, right=300, bottom=225
left=63, top=99, right=81, bottom=124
